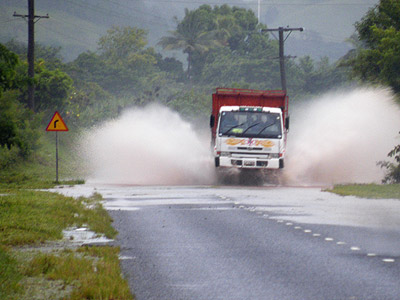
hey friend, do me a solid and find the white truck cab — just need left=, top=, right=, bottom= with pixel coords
left=214, top=106, right=287, bottom=169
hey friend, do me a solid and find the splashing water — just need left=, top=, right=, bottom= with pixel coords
left=285, top=87, right=400, bottom=185
left=80, top=88, right=399, bottom=186
left=81, top=104, right=215, bottom=185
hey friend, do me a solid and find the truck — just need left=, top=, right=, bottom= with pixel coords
left=210, top=88, right=289, bottom=171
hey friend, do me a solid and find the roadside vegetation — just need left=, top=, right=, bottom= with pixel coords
left=0, top=189, right=133, bottom=300
left=329, top=184, right=400, bottom=199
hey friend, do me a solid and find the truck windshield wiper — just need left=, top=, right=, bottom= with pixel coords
left=256, top=122, right=276, bottom=136
left=222, top=122, right=245, bottom=135
left=241, top=122, right=260, bottom=135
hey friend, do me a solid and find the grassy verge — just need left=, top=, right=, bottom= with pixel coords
left=328, top=184, right=400, bottom=199
left=0, top=190, right=133, bottom=300
left=0, top=132, right=85, bottom=189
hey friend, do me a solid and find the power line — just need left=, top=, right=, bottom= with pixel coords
left=118, top=0, right=377, bottom=6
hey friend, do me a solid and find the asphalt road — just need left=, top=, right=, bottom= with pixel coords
left=88, top=185, right=399, bottom=300
left=55, top=184, right=400, bottom=299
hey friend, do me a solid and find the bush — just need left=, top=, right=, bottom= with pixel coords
left=378, top=133, right=400, bottom=184
left=0, top=91, right=41, bottom=166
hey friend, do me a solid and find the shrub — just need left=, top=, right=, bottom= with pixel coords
left=378, top=133, right=400, bottom=184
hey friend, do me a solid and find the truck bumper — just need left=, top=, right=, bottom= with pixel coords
left=217, top=156, right=282, bottom=169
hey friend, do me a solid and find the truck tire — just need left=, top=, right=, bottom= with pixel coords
left=215, top=157, right=220, bottom=167
left=279, top=159, right=284, bottom=169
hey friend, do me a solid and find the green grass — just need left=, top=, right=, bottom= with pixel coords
left=0, top=246, right=22, bottom=299
left=20, top=246, right=133, bottom=300
left=0, top=190, right=131, bottom=299
left=0, top=133, right=85, bottom=189
left=328, top=184, right=400, bottom=199
left=0, top=190, right=116, bottom=246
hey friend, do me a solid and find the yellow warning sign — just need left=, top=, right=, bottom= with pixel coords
left=46, top=111, right=68, bottom=131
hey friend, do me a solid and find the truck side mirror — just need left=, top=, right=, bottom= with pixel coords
left=285, top=117, right=290, bottom=130
left=210, top=115, right=215, bottom=128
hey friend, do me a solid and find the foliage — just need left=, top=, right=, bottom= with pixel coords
left=0, top=91, right=41, bottom=163
left=378, top=135, right=400, bottom=183
left=350, top=0, right=400, bottom=92
left=34, top=64, right=74, bottom=112
left=5, top=39, right=63, bottom=70
left=13, top=59, right=74, bottom=113
left=158, top=6, right=223, bottom=79
left=350, top=0, right=400, bottom=184
left=97, top=26, right=158, bottom=95
left=166, top=88, right=211, bottom=122
left=0, top=43, right=19, bottom=95
left=158, top=5, right=262, bottom=81
left=295, top=56, right=351, bottom=96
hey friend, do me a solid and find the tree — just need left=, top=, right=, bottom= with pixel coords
left=13, top=59, right=73, bottom=113
left=34, top=65, right=73, bottom=112
left=158, top=7, right=221, bottom=80
left=96, top=26, right=158, bottom=95
left=5, top=40, right=63, bottom=70
left=352, top=0, right=400, bottom=184
left=351, top=0, right=400, bottom=92
left=0, top=43, right=19, bottom=96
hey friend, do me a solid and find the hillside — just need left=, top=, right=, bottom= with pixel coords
left=1, top=0, right=378, bottom=62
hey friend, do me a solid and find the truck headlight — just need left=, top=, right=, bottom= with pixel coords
left=220, top=152, right=230, bottom=156
left=270, top=153, right=279, bottom=159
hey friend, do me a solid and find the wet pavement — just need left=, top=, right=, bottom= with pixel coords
left=52, top=184, right=400, bottom=300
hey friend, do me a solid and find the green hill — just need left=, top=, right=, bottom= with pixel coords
left=1, top=0, right=378, bottom=62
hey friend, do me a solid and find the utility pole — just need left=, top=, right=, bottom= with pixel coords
left=261, top=27, right=303, bottom=91
left=13, top=0, right=49, bottom=111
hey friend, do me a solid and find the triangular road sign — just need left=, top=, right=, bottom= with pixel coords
left=46, top=111, right=69, bottom=131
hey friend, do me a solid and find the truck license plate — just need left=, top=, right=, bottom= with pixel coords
left=244, top=161, right=255, bottom=166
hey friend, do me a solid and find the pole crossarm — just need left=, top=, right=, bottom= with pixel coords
left=13, top=12, right=49, bottom=21
left=262, top=27, right=304, bottom=33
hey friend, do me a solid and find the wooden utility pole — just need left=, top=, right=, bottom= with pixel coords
left=13, top=0, right=49, bottom=111
left=262, top=27, right=303, bottom=91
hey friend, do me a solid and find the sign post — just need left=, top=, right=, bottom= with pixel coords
left=46, top=111, right=68, bottom=183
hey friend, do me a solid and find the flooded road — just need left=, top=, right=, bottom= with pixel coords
left=54, top=184, right=400, bottom=299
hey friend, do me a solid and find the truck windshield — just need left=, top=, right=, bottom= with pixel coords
left=218, top=111, right=282, bottom=139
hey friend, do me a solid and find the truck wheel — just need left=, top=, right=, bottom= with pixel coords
left=279, top=159, right=284, bottom=169
left=215, top=157, right=220, bottom=167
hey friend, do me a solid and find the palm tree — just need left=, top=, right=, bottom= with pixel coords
left=158, top=8, right=221, bottom=80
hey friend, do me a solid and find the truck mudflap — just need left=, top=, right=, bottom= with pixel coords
left=217, top=156, right=281, bottom=169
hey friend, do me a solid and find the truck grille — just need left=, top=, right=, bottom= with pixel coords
left=231, top=152, right=270, bottom=156
left=237, top=147, right=263, bottom=151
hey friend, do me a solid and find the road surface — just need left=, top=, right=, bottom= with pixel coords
left=55, top=185, right=400, bottom=300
